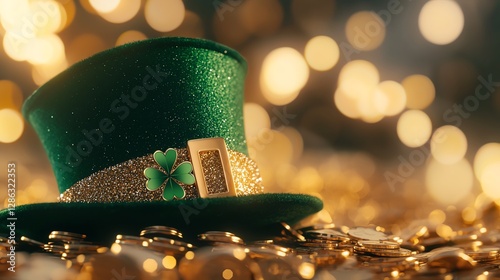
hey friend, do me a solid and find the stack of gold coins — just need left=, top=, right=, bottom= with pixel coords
left=137, top=225, right=194, bottom=257
left=464, top=247, right=500, bottom=262
left=197, top=231, right=244, bottom=246
left=140, top=225, right=183, bottom=240
left=354, top=240, right=413, bottom=257
left=45, top=231, right=99, bottom=259
left=114, top=234, right=149, bottom=246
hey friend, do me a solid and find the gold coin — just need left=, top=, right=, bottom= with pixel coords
left=304, top=229, right=350, bottom=242
left=280, top=222, right=306, bottom=242
left=140, top=225, right=183, bottom=239
left=348, top=227, right=388, bottom=241
left=297, top=223, right=337, bottom=233
left=355, top=246, right=412, bottom=257
left=115, top=234, right=150, bottom=246
left=464, top=247, right=499, bottom=261
left=198, top=231, right=244, bottom=245
left=49, top=231, right=86, bottom=240
left=357, top=240, right=400, bottom=250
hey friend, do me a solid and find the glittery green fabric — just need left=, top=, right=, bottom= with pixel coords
left=23, top=37, right=248, bottom=193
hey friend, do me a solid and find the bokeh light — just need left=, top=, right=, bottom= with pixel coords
left=401, top=74, right=435, bottom=109
left=98, top=0, right=140, bottom=24
left=162, top=255, right=177, bottom=269
left=418, top=0, right=464, bottom=45
left=145, top=0, right=185, bottom=32
left=304, top=36, right=340, bottom=71
left=474, top=143, right=500, bottom=181
left=397, top=110, right=432, bottom=148
left=260, top=47, right=309, bottom=105
left=89, top=0, right=120, bottom=13
left=115, top=30, right=147, bottom=46
left=243, top=102, right=270, bottom=140
left=31, top=57, right=68, bottom=86
left=338, top=60, right=379, bottom=97
left=479, top=162, right=500, bottom=200
left=333, top=87, right=362, bottom=119
left=373, top=80, right=406, bottom=116
left=3, top=31, right=30, bottom=61
left=0, top=80, right=23, bottom=110
left=0, top=108, right=24, bottom=143
left=426, top=158, right=473, bottom=205
left=26, top=34, right=65, bottom=65
left=357, top=89, right=385, bottom=123
left=143, top=258, right=158, bottom=273
left=345, top=11, right=385, bottom=51
left=430, top=125, right=467, bottom=165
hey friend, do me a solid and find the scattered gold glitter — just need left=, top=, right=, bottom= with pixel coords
left=59, top=149, right=263, bottom=202
left=199, top=150, right=228, bottom=195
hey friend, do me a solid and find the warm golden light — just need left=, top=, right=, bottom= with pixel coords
left=282, top=126, right=304, bottom=161
left=145, top=0, right=185, bottom=32
left=89, top=0, right=120, bottom=13
left=27, top=34, right=65, bottom=65
left=162, top=255, right=177, bottom=270
left=374, top=81, right=406, bottom=116
left=185, top=251, right=195, bottom=260
left=110, top=243, right=121, bottom=254
left=357, top=89, right=385, bottom=123
left=32, top=58, right=68, bottom=86
left=480, top=162, right=500, bottom=200
left=260, top=47, right=309, bottom=105
left=0, top=108, right=24, bottom=143
left=3, top=31, right=29, bottom=61
left=115, top=30, right=147, bottom=46
left=232, top=248, right=246, bottom=261
left=334, top=87, right=362, bottom=119
left=462, top=207, right=476, bottom=224
left=98, top=0, right=140, bottom=24
left=426, top=159, right=473, bottom=205
left=345, top=11, right=385, bottom=51
left=222, top=269, right=234, bottom=280
left=431, top=125, right=467, bottom=164
left=473, top=143, right=500, bottom=180
left=0, top=80, right=23, bottom=110
left=304, top=36, right=340, bottom=71
left=0, top=0, right=30, bottom=32
left=397, top=110, right=432, bottom=148
left=401, top=74, right=435, bottom=109
left=338, top=60, right=379, bottom=94
left=298, top=262, right=315, bottom=279
left=418, top=0, right=464, bottom=45
left=143, top=258, right=158, bottom=273
left=244, top=102, right=270, bottom=140
left=250, top=130, right=293, bottom=167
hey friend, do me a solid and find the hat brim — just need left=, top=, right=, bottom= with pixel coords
left=0, top=193, right=322, bottom=245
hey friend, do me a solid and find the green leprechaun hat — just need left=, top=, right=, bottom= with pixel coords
left=0, top=37, right=322, bottom=244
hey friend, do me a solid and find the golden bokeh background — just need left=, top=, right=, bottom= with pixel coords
left=1, top=0, right=500, bottom=230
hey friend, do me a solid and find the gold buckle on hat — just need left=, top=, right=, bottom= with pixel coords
left=188, top=138, right=236, bottom=198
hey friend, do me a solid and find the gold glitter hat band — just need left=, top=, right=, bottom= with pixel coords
left=59, top=138, right=264, bottom=203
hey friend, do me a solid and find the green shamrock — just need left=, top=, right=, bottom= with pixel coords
left=144, top=148, right=195, bottom=201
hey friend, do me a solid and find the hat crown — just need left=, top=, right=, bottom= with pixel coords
left=23, top=37, right=248, bottom=193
